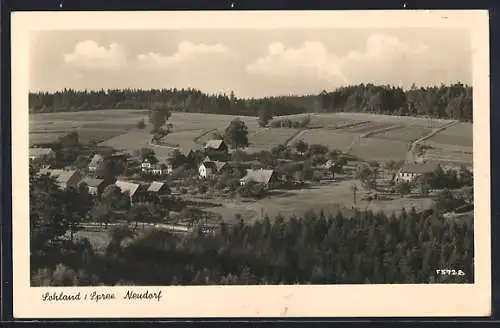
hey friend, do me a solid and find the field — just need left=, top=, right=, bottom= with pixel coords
left=421, top=123, right=473, bottom=165
left=30, top=110, right=473, bottom=165
left=291, top=129, right=360, bottom=152
left=201, top=179, right=436, bottom=223
left=248, top=128, right=301, bottom=151
left=425, top=123, right=473, bottom=148
left=349, top=138, right=410, bottom=161
left=30, top=109, right=148, bottom=145
left=371, top=126, right=433, bottom=142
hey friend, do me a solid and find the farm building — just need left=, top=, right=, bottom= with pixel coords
left=198, top=160, right=229, bottom=178
left=29, top=147, right=55, bottom=166
left=39, top=168, right=83, bottom=190
left=147, top=181, right=171, bottom=196
left=142, top=158, right=169, bottom=176
left=115, top=180, right=142, bottom=203
left=240, top=168, right=279, bottom=187
left=88, top=154, right=104, bottom=173
left=80, top=177, right=109, bottom=196
left=204, top=139, right=228, bottom=155
left=395, top=163, right=440, bottom=183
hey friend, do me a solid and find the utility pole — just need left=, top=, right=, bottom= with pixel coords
left=352, top=184, right=358, bottom=208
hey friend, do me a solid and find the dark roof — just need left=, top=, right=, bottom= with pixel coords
left=201, top=161, right=227, bottom=172
left=399, top=163, right=440, bottom=174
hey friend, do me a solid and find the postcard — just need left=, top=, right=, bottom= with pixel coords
left=11, top=10, right=491, bottom=318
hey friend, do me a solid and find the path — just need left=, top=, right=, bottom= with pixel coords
left=284, top=128, right=307, bottom=146
left=405, top=120, right=459, bottom=163
left=193, top=128, right=217, bottom=144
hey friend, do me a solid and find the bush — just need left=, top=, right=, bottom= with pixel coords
left=137, top=119, right=146, bottom=129
left=454, top=203, right=473, bottom=214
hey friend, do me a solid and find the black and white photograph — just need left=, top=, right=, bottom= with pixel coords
left=12, top=10, right=490, bottom=318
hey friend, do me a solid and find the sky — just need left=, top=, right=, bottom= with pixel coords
left=29, top=28, right=472, bottom=98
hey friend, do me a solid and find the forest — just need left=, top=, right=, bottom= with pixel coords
left=29, top=82, right=473, bottom=122
left=31, top=167, right=474, bottom=286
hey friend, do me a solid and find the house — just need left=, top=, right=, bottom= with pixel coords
left=165, top=164, right=174, bottom=174
left=141, top=158, right=153, bottom=172
left=115, top=180, right=142, bottom=202
left=29, top=147, right=55, bottom=166
left=150, top=165, right=165, bottom=175
left=40, top=168, right=83, bottom=190
left=240, top=169, right=279, bottom=187
left=204, top=139, right=228, bottom=154
left=395, top=163, right=440, bottom=183
left=198, top=162, right=214, bottom=178
left=147, top=181, right=171, bottom=196
left=80, top=177, right=107, bottom=196
left=88, top=154, right=104, bottom=173
left=142, top=159, right=168, bottom=176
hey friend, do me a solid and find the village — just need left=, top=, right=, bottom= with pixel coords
left=29, top=121, right=475, bottom=239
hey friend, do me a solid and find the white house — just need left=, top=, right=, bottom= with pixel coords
left=198, top=162, right=214, bottom=178
left=395, top=163, right=440, bottom=183
left=198, top=160, right=229, bottom=178
left=141, top=158, right=152, bottom=172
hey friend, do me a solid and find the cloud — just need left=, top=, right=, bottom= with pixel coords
left=63, top=40, right=127, bottom=70
left=137, top=41, right=231, bottom=69
left=245, top=34, right=458, bottom=89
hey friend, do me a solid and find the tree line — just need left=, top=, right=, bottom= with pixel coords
left=29, top=82, right=472, bottom=122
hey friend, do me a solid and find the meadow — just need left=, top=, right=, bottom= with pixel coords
left=203, top=179, right=436, bottom=223
left=425, top=123, right=473, bottom=148
left=30, top=109, right=473, bottom=165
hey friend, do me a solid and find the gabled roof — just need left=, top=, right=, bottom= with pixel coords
left=240, top=169, right=276, bottom=184
left=399, top=163, right=440, bottom=174
left=203, top=155, right=215, bottom=163
left=81, top=178, right=104, bottom=188
left=115, top=180, right=141, bottom=197
left=29, top=148, right=54, bottom=157
left=215, top=161, right=228, bottom=171
left=200, top=160, right=227, bottom=172
left=44, top=169, right=81, bottom=186
left=147, top=181, right=169, bottom=193
left=204, top=139, right=225, bottom=150
left=89, top=154, right=104, bottom=166
left=200, top=162, right=215, bottom=171
left=181, top=148, right=194, bottom=156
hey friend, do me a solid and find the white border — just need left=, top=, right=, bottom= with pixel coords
left=11, top=10, right=491, bottom=318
